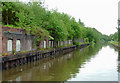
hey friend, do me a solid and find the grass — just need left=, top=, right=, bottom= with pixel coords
left=58, top=44, right=72, bottom=48
left=3, top=24, right=22, bottom=29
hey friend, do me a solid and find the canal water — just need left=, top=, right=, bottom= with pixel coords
left=2, top=43, right=119, bottom=81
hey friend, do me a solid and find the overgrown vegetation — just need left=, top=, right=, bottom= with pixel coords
left=109, top=32, right=118, bottom=42
left=2, top=1, right=110, bottom=48
left=108, top=31, right=119, bottom=46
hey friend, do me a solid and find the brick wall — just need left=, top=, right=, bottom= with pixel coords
left=40, top=39, right=49, bottom=49
left=2, top=26, right=51, bottom=54
left=0, top=24, right=2, bottom=54
left=2, top=26, right=31, bottom=54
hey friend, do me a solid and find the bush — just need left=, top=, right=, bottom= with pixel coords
left=47, top=46, right=51, bottom=49
left=73, top=41, right=80, bottom=46
left=2, top=53, right=9, bottom=56
left=13, top=49, right=16, bottom=54
left=41, top=48, right=45, bottom=50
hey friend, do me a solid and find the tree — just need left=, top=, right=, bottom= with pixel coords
left=71, top=17, right=82, bottom=39
left=78, top=19, right=84, bottom=26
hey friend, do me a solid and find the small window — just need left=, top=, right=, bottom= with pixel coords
left=16, top=40, right=20, bottom=52
left=44, top=40, right=46, bottom=48
left=7, top=40, right=13, bottom=51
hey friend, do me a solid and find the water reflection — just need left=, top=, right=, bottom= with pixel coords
left=118, top=49, right=120, bottom=82
left=68, top=45, right=118, bottom=81
left=2, top=43, right=118, bottom=81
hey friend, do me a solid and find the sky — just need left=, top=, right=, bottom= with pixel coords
left=20, top=0, right=119, bottom=35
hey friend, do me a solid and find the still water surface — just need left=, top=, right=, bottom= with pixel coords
left=2, top=43, right=118, bottom=81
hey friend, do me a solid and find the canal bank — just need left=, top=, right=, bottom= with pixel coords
left=109, top=41, right=120, bottom=49
left=1, top=43, right=89, bottom=70
left=2, top=43, right=118, bottom=81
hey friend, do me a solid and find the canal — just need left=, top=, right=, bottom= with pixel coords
left=2, top=43, right=119, bottom=81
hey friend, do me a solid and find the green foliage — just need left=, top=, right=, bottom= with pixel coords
left=118, top=28, right=120, bottom=43
left=78, top=19, right=84, bottom=26
left=102, top=34, right=111, bottom=42
left=30, top=26, right=50, bottom=50
left=58, top=44, right=73, bottom=48
left=71, top=17, right=81, bottom=38
left=84, top=27, right=107, bottom=43
left=3, top=24, right=21, bottom=28
left=49, top=36, right=54, bottom=40
left=58, top=13, right=74, bottom=40
left=109, top=41, right=120, bottom=46
left=91, top=39, right=95, bottom=45
left=47, top=46, right=51, bottom=49
left=44, top=10, right=68, bottom=41
left=2, top=53, right=9, bottom=56
left=73, top=41, right=80, bottom=46
left=2, top=1, right=109, bottom=46
left=84, top=38, right=89, bottom=43
left=13, top=49, right=16, bottom=54
left=40, top=48, right=45, bottom=50
left=109, top=32, right=118, bottom=42
left=8, top=30, right=11, bottom=33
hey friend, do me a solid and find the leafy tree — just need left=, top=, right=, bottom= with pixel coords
left=78, top=19, right=84, bottom=26
left=43, top=10, right=68, bottom=47
left=109, top=32, right=118, bottom=42
left=60, top=13, right=74, bottom=40
left=71, top=17, right=81, bottom=39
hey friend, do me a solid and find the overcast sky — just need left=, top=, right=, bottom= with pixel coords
left=20, top=0, right=119, bottom=35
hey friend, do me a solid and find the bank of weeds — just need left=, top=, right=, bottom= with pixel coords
left=108, top=41, right=120, bottom=46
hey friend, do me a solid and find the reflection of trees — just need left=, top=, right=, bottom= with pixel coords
left=2, top=44, right=104, bottom=81
left=109, top=43, right=120, bottom=73
left=109, top=44, right=118, bottom=52
left=108, top=44, right=120, bottom=73
left=118, top=51, right=120, bottom=61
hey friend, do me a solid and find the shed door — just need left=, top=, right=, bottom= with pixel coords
left=16, top=40, right=20, bottom=52
left=44, top=40, right=46, bottom=48
left=7, top=40, right=12, bottom=51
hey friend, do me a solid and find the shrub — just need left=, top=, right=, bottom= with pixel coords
left=13, top=49, right=16, bottom=54
left=2, top=53, right=9, bottom=56
left=73, top=41, right=80, bottom=46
